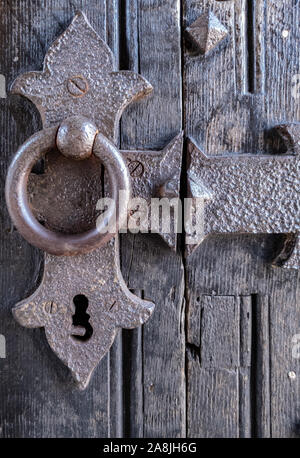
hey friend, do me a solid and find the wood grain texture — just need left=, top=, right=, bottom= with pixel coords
left=0, top=0, right=185, bottom=438
left=187, top=295, right=252, bottom=438
left=0, top=0, right=119, bottom=438
left=184, top=0, right=300, bottom=155
left=184, top=0, right=300, bottom=438
left=120, top=0, right=185, bottom=437
left=269, top=283, right=300, bottom=438
left=0, top=0, right=299, bottom=438
left=186, top=236, right=300, bottom=437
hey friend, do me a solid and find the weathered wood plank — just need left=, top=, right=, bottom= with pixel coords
left=187, top=356, right=239, bottom=438
left=184, top=0, right=300, bottom=155
left=187, top=295, right=252, bottom=438
left=0, top=0, right=119, bottom=438
left=120, top=0, right=182, bottom=150
left=269, top=280, right=300, bottom=438
left=121, top=237, right=186, bottom=438
left=122, top=290, right=144, bottom=438
left=253, top=294, right=271, bottom=438
left=239, top=296, right=252, bottom=438
left=186, top=233, right=300, bottom=437
left=265, top=0, right=300, bottom=124
left=184, top=0, right=300, bottom=437
left=119, top=0, right=185, bottom=438
left=184, top=0, right=263, bottom=155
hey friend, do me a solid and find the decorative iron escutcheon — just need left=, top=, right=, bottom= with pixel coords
left=5, top=12, right=183, bottom=389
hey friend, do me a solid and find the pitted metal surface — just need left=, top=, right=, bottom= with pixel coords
left=29, top=133, right=183, bottom=250
left=187, top=138, right=300, bottom=268
left=6, top=122, right=131, bottom=256
left=13, top=239, right=154, bottom=390
left=11, top=11, right=152, bottom=142
left=123, top=133, right=183, bottom=250
left=7, top=11, right=182, bottom=388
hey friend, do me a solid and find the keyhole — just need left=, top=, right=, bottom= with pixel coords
left=72, top=294, right=93, bottom=342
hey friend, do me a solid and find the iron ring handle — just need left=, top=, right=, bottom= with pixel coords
left=5, top=116, right=131, bottom=256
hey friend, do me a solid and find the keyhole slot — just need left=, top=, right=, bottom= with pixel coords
left=72, top=294, right=93, bottom=342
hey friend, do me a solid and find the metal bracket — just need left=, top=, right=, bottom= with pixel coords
left=186, top=131, right=300, bottom=269
left=6, top=11, right=183, bottom=389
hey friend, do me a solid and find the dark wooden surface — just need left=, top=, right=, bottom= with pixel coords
left=0, top=0, right=299, bottom=438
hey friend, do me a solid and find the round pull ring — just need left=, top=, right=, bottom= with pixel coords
left=5, top=116, right=131, bottom=256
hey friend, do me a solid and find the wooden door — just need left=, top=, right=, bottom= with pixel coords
left=0, top=0, right=299, bottom=438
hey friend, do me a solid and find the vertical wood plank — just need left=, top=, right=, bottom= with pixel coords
left=120, top=0, right=185, bottom=438
left=121, top=0, right=182, bottom=150
left=184, top=0, right=300, bottom=438
left=187, top=355, right=239, bottom=438
left=184, top=0, right=300, bottom=156
left=183, top=0, right=263, bottom=155
left=269, top=279, right=300, bottom=438
left=265, top=1, right=300, bottom=124
left=185, top=231, right=300, bottom=437
left=0, top=0, right=118, bottom=438
left=121, top=238, right=186, bottom=438
left=122, top=290, right=144, bottom=438
left=253, top=294, right=271, bottom=438
left=239, top=296, right=252, bottom=438
left=187, top=295, right=252, bottom=438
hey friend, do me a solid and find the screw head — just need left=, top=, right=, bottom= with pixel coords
left=67, top=75, right=89, bottom=97
left=128, top=160, right=144, bottom=177
left=43, top=301, right=58, bottom=314
left=57, top=116, right=98, bottom=160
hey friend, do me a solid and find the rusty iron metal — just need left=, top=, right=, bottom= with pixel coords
left=186, top=134, right=300, bottom=269
left=123, top=133, right=183, bottom=249
left=67, top=75, right=89, bottom=97
left=28, top=133, right=183, bottom=251
left=185, top=11, right=229, bottom=55
left=56, top=115, right=98, bottom=160
left=13, top=238, right=154, bottom=390
left=5, top=11, right=182, bottom=388
left=10, top=12, right=152, bottom=143
left=128, top=160, right=145, bottom=178
left=6, top=118, right=131, bottom=256
left=274, top=122, right=300, bottom=155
